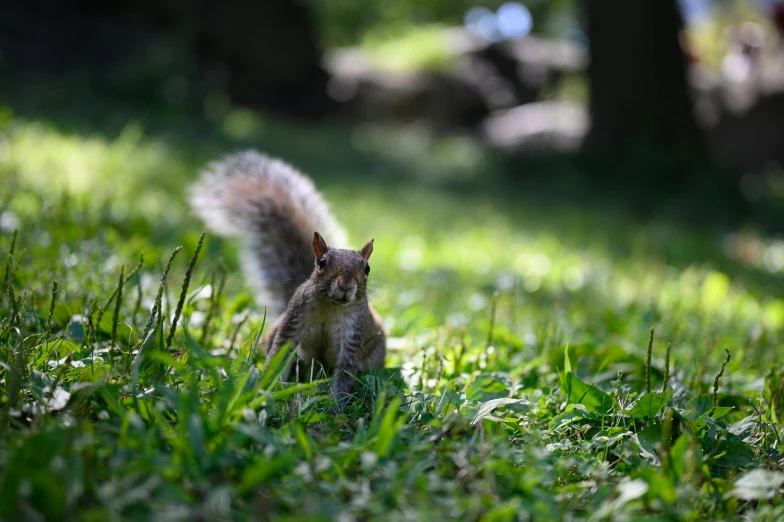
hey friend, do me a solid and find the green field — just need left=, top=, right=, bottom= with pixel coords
left=1, top=96, right=784, bottom=521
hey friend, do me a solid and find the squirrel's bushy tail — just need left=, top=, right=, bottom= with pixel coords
left=188, top=150, right=346, bottom=314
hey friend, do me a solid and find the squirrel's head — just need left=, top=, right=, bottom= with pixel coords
left=311, top=231, right=373, bottom=306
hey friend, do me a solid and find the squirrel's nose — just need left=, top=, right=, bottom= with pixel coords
left=337, top=278, right=353, bottom=293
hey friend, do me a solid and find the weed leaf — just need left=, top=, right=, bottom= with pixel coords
left=548, top=405, right=599, bottom=430
left=728, top=469, right=784, bottom=500
left=627, top=390, right=673, bottom=420
left=563, top=372, right=613, bottom=414
left=471, top=398, right=527, bottom=425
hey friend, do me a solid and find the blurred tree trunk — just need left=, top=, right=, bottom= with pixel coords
left=0, top=0, right=334, bottom=118
left=181, top=0, right=335, bottom=118
left=584, top=0, right=705, bottom=163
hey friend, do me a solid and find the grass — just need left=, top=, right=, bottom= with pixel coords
left=2, top=94, right=784, bottom=521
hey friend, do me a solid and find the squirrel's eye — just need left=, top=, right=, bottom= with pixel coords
left=365, top=263, right=370, bottom=275
left=317, top=256, right=327, bottom=269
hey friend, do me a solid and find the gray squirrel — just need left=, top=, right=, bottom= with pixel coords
left=188, top=150, right=386, bottom=399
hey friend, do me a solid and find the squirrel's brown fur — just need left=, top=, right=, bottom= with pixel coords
left=188, top=150, right=386, bottom=400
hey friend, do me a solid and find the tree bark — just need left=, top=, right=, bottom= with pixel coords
left=0, top=0, right=335, bottom=119
left=584, top=0, right=705, bottom=161
left=183, top=0, right=334, bottom=119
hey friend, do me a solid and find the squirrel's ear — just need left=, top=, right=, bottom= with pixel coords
left=360, top=238, right=374, bottom=260
left=313, top=232, right=329, bottom=258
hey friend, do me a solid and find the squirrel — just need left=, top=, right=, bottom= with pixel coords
left=187, top=150, right=386, bottom=400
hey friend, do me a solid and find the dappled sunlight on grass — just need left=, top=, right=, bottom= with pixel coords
left=3, top=106, right=784, bottom=520
left=3, top=111, right=784, bottom=375
left=5, top=121, right=190, bottom=227
left=335, top=186, right=784, bottom=372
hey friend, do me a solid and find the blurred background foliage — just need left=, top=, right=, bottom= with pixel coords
left=3, top=0, right=784, bottom=226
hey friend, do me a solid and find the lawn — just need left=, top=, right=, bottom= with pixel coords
left=1, top=93, right=784, bottom=521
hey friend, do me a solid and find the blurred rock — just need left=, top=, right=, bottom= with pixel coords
left=445, top=28, right=587, bottom=106
left=482, top=101, right=589, bottom=152
left=325, top=48, right=490, bottom=131
left=326, top=14, right=784, bottom=194
left=325, top=31, right=588, bottom=133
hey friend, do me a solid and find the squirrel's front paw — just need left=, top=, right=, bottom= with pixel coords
left=330, top=369, right=355, bottom=410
